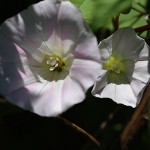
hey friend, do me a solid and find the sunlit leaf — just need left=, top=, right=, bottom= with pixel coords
left=70, top=0, right=133, bottom=31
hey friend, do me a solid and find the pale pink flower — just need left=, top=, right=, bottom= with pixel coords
left=0, top=0, right=100, bottom=116
left=92, top=27, right=150, bottom=107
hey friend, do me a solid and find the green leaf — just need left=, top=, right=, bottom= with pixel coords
left=69, top=0, right=85, bottom=7
left=119, top=0, right=147, bottom=37
left=70, top=0, right=133, bottom=31
left=120, top=0, right=133, bottom=14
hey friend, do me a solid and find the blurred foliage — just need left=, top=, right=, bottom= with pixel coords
left=71, top=0, right=149, bottom=38
left=0, top=0, right=150, bottom=150
left=119, top=0, right=148, bottom=37
left=70, top=0, right=133, bottom=31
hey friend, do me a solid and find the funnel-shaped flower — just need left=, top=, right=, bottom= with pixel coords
left=0, top=0, right=100, bottom=116
left=92, top=27, right=150, bottom=107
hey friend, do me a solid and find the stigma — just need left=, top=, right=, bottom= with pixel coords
left=47, top=55, right=65, bottom=72
left=47, top=56, right=61, bottom=71
left=103, top=56, right=123, bottom=74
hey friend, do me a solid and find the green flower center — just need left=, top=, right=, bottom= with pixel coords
left=103, top=53, right=134, bottom=84
left=36, top=53, right=74, bottom=81
left=46, top=56, right=65, bottom=72
left=42, top=54, right=67, bottom=72
left=103, top=56, right=124, bottom=74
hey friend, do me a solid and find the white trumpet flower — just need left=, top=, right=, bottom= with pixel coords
left=92, top=27, right=150, bottom=107
left=0, top=0, right=100, bottom=116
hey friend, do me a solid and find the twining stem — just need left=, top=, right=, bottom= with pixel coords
left=55, top=117, right=101, bottom=147
left=135, top=24, right=150, bottom=33
left=120, top=84, right=150, bottom=150
left=113, top=15, right=119, bottom=31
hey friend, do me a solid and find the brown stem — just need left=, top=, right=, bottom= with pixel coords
left=135, top=24, right=150, bottom=33
left=121, top=84, right=150, bottom=150
left=55, top=117, right=101, bottom=147
left=113, top=15, right=119, bottom=31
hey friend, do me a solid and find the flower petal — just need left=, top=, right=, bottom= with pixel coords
left=91, top=70, right=108, bottom=96
left=1, top=0, right=60, bottom=61
left=5, top=81, right=65, bottom=116
left=138, top=42, right=150, bottom=61
left=0, top=34, right=33, bottom=95
left=130, top=78, right=149, bottom=105
left=5, top=76, right=87, bottom=117
left=31, top=81, right=65, bottom=116
left=62, top=76, right=86, bottom=111
left=100, top=83, right=116, bottom=100
left=113, top=84, right=137, bottom=107
left=133, top=60, right=150, bottom=83
left=41, top=0, right=87, bottom=57
left=0, top=33, right=47, bottom=96
left=70, top=59, right=101, bottom=90
left=98, top=35, right=113, bottom=61
left=101, top=84, right=136, bottom=107
left=112, top=27, right=144, bottom=60
left=56, top=1, right=100, bottom=61
left=93, top=27, right=150, bottom=108
left=0, top=0, right=101, bottom=117
left=73, top=33, right=100, bottom=62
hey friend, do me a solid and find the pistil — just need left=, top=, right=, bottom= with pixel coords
left=47, top=56, right=61, bottom=71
